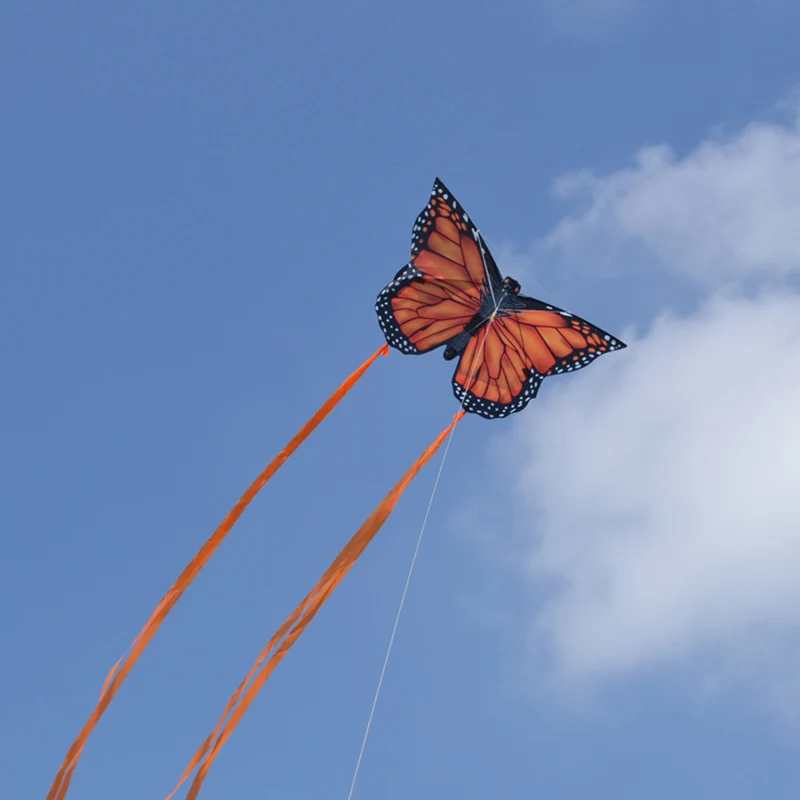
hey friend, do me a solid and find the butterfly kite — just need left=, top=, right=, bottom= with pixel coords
left=47, top=179, right=625, bottom=800
left=376, top=177, right=624, bottom=418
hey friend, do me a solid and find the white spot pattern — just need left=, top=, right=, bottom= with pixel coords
left=374, top=263, right=426, bottom=354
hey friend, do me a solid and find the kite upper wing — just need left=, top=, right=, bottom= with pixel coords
left=376, top=178, right=500, bottom=354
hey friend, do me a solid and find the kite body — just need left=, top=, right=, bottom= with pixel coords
left=376, top=178, right=626, bottom=419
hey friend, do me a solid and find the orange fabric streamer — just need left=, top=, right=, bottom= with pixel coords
left=47, top=344, right=389, bottom=800
left=168, top=411, right=465, bottom=800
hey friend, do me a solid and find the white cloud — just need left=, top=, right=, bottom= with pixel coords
left=547, top=116, right=800, bottom=286
left=503, top=110, right=800, bottom=717
left=512, top=294, right=800, bottom=712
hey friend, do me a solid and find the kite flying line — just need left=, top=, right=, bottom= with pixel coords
left=345, top=312, right=499, bottom=800
left=169, top=313, right=499, bottom=800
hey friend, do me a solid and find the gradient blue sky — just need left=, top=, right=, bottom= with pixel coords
left=3, top=2, right=800, bottom=798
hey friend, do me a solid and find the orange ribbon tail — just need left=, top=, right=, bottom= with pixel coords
left=169, top=411, right=465, bottom=800
left=46, top=344, right=390, bottom=800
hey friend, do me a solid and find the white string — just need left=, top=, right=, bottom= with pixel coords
left=346, top=311, right=500, bottom=800
left=476, top=230, right=498, bottom=309
left=344, top=418, right=458, bottom=800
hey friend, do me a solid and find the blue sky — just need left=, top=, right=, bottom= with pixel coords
left=3, top=1, right=800, bottom=798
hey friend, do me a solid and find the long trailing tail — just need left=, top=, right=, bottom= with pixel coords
left=166, top=410, right=466, bottom=800
left=46, top=344, right=390, bottom=800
